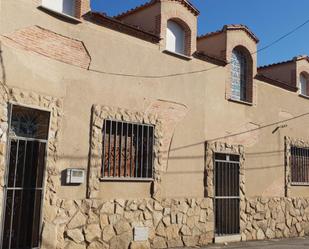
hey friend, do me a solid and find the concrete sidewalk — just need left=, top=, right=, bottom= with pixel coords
left=203, top=237, right=309, bottom=249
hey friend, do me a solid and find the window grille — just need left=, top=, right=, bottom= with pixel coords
left=101, top=120, right=154, bottom=180
left=231, top=49, right=247, bottom=101
left=214, top=153, right=240, bottom=236
left=291, top=146, right=309, bottom=185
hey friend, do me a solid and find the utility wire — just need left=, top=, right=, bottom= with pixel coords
left=89, top=16, right=309, bottom=78
left=253, top=17, right=309, bottom=54
left=165, top=110, right=309, bottom=153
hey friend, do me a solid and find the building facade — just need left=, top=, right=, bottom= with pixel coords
left=0, top=0, right=309, bottom=249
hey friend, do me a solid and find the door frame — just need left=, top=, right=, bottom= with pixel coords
left=0, top=102, right=51, bottom=249
left=205, top=141, right=246, bottom=242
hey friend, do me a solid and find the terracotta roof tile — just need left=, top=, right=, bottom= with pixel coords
left=114, top=0, right=199, bottom=19
left=198, top=24, right=259, bottom=43
left=258, top=55, right=309, bottom=70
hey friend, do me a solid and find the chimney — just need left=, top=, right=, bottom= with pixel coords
left=75, top=0, right=91, bottom=19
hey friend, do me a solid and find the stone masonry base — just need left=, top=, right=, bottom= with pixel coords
left=40, top=196, right=309, bottom=249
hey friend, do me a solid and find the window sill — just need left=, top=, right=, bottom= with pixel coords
left=163, top=50, right=192, bottom=61
left=38, top=5, right=82, bottom=23
left=100, top=177, right=154, bottom=182
left=228, top=98, right=253, bottom=106
left=299, top=94, right=309, bottom=100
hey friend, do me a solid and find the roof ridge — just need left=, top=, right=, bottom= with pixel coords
left=198, top=24, right=259, bottom=43
left=114, top=0, right=199, bottom=20
left=258, top=55, right=309, bottom=70
left=114, top=0, right=157, bottom=19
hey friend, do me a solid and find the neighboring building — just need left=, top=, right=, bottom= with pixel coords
left=0, top=0, right=309, bottom=249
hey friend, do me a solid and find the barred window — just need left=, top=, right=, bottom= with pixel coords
left=101, top=120, right=154, bottom=180
left=291, top=146, right=309, bottom=184
left=231, top=49, right=247, bottom=101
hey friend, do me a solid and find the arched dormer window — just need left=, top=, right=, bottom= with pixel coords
left=230, top=46, right=253, bottom=102
left=166, top=20, right=186, bottom=55
left=300, top=72, right=309, bottom=96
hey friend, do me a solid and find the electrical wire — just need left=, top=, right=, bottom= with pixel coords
left=89, top=16, right=309, bottom=78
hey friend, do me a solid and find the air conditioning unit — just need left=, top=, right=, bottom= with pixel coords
left=66, top=169, right=85, bottom=184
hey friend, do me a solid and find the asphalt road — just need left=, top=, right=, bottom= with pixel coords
left=204, top=237, right=309, bottom=249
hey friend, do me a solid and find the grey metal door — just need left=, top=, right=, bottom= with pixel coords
left=1, top=105, right=50, bottom=249
left=214, top=153, right=240, bottom=236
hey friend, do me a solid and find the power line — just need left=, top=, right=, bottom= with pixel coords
left=89, top=16, right=309, bottom=79
left=165, top=110, right=309, bottom=153
left=253, top=18, right=309, bottom=54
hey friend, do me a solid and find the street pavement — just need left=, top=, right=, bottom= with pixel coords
left=203, top=237, right=309, bottom=249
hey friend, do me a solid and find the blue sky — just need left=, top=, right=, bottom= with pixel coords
left=91, top=0, right=309, bottom=66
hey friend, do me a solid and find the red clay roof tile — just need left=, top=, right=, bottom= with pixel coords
left=114, top=0, right=199, bottom=20
left=198, top=24, right=259, bottom=43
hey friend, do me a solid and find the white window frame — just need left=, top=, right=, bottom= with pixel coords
left=166, top=20, right=185, bottom=55
left=300, top=73, right=308, bottom=96
left=41, top=0, right=75, bottom=17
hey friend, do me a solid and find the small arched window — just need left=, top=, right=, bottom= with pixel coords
left=300, top=73, right=309, bottom=96
left=166, top=20, right=185, bottom=55
left=231, top=48, right=252, bottom=102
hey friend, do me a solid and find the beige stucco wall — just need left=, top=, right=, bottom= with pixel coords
left=259, top=62, right=296, bottom=86
left=1, top=0, right=309, bottom=203
left=117, top=3, right=160, bottom=35
left=197, top=32, right=226, bottom=59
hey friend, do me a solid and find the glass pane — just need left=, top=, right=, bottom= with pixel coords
left=10, top=105, right=50, bottom=140
left=7, top=140, right=18, bottom=187
left=231, top=50, right=247, bottom=101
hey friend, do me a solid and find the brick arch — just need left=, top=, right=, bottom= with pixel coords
left=167, top=17, right=192, bottom=56
left=231, top=45, right=254, bottom=102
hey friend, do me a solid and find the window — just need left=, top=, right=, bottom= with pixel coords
left=42, top=0, right=75, bottom=16
left=231, top=49, right=248, bottom=101
left=291, top=146, right=309, bottom=184
left=166, top=20, right=185, bottom=55
left=101, top=120, right=154, bottom=180
left=300, top=73, right=309, bottom=96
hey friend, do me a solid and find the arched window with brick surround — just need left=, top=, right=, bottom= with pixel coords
left=300, top=72, right=309, bottom=96
left=166, top=19, right=191, bottom=56
left=230, top=46, right=253, bottom=102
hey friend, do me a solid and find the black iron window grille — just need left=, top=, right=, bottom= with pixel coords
left=291, top=146, right=309, bottom=185
left=101, top=119, right=154, bottom=180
